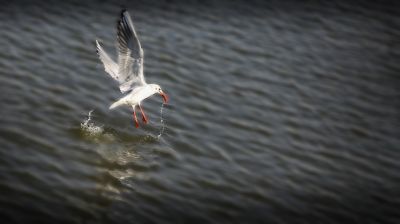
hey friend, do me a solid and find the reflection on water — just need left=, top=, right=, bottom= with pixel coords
left=0, top=0, right=399, bottom=223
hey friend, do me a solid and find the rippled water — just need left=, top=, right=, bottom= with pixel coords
left=0, top=1, right=399, bottom=223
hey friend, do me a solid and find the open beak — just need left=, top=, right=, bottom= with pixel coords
left=160, top=91, right=169, bottom=104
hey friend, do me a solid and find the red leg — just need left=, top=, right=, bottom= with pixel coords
left=133, top=107, right=139, bottom=128
left=139, top=104, right=148, bottom=124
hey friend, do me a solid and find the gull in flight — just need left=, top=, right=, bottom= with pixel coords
left=96, top=9, right=168, bottom=128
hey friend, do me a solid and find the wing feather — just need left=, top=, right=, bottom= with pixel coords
left=96, top=40, right=119, bottom=81
left=116, top=10, right=146, bottom=93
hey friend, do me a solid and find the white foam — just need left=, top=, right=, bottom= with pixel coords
left=80, top=110, right=104, bottom=136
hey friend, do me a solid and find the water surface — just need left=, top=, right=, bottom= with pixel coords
left=0, top=1, right=399, bottom=223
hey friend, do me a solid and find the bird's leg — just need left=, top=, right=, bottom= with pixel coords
left=139, top=104, right=148, bottom=124
left=132, top=106, right=139, bottom=128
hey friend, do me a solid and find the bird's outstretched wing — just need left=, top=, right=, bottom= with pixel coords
left=116, top=9, right=146, bottom=93
left=96, top=40, right=119, bottom=81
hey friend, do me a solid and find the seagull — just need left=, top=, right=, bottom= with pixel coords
left=96, top=9, right=168, bottom=128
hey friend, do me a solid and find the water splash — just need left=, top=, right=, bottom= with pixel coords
left=80, top=110, right=104, bottom=136
left=157, top=103, right=165, bottom=139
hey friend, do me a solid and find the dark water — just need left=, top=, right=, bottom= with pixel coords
left=0, top=0, right=399, bottom=223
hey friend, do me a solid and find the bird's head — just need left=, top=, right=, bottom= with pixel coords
left=150, top=84, right=169, bottom=104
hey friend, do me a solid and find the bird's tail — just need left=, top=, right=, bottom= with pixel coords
left=109, top=98, right=125, bottom=110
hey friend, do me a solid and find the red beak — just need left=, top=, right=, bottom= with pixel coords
left=160, top=91, right=169, bottom=104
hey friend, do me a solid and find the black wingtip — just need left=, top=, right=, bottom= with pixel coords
left=118, top=8, right=128, bottom=27
left=95, top=40, right=100, bottom=54
left=120, top=8, right=127, bottom=16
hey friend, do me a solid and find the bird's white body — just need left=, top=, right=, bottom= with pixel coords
left=109, top=84, right=160, bottom=109
left=96, top=10, right=168, bottom=127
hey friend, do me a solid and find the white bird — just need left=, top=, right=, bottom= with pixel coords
left=96, top=9, right=168, bottom=128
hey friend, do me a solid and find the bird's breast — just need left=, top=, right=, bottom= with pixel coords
left=127, top=87, right=155, bottom=104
